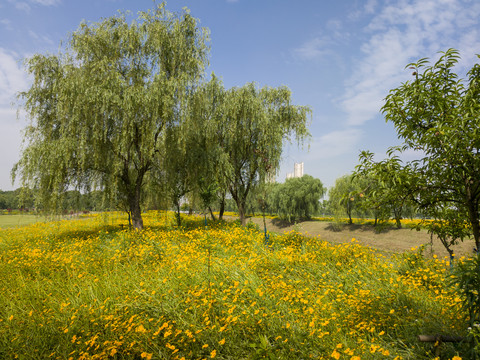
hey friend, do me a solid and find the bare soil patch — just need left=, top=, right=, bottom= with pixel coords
left=242, top=217, right=475, bottom=259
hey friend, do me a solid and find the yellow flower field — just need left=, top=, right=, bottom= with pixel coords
left=0, top=212, right=468, bottom=359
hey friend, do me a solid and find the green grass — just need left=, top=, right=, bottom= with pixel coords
left=0, top=214, right=46, bottom=228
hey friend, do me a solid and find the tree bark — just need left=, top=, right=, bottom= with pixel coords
left=208, top=206, right=217, bottom=221
left=467, top=198, right=480, bottom=252
left=124, top=165, right=146, bottom=230
left=238, top=201, right=247, bottom=226
left=218, top=195, right=225, bottom=220
left=129, top=193, right=144, bottom=230
left=175, top=202, right=182, bottom=227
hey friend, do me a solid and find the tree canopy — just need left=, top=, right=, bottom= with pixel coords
left=14, top=4, right=209, bottom=229
left=328, top=174, right=367, bottom=224
left=220, top=83, right=311, bottom=225
left=269, top=175, right=325, bottom=222
left=381, top=49, right=480, bottom=252
left=355, top=149, right=417, bottom=228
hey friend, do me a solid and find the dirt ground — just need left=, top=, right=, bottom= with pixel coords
left=242, top=216, right=475, bottom=259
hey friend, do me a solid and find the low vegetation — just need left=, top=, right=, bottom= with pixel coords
left=0, top=212, right=471, bottom=359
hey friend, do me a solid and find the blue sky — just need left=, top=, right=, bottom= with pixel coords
left=1, top=0, right=479, bottom=192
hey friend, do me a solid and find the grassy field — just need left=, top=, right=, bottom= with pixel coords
left=0, top=212, right=471, bottom=359
left=245, top=217, right=475, bottom=259
left=0, top=214, right=46, bottom=228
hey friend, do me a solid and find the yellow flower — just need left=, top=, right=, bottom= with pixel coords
left=218, top=338, right=225, bottom=345
left=210, top=349, right=217, bottom=358
left=331, top=350, right=341, bottom=359
left=140, top=353, right=152, bottom=360
left=451, top=356, right=462, bottom=360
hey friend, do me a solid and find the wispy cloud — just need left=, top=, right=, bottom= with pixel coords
left=293, top=37, right=332, bottom=60
left=341, top=0, right=480, bottom=126
left=7, top=0, right=61, bottom=12
left=30, top=0, right=61, bottom=5
left=0, top=19, right=12, bottom=30
left=309, top=128, right=364, bottom=159
left=14, top=2, right=31, bottom=12
left=0, top=48, right=28, bottom=106
left=28, top=30, right=55, bottom=46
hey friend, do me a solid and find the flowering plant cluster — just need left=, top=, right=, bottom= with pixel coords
left=0, top=211, right=469, bottom=359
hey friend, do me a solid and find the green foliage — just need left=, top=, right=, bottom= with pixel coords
left=328, top=174, right=367, bottom=224
left=269, top=175, right=325, bottom=222
left=14, top=3, right=209, bottom=229
left=355, top=150, right=418, bottom=228
left=451, top=256, right=480, bottom=325
left=382, top=48, right=480, bottom=252
left=184, top=74, right=228, bottom=220
left=451, top=256, right=480, bottom=358
left=0, top=190, right=18, bottom=210
left=221, top=83, right=311, bottom=225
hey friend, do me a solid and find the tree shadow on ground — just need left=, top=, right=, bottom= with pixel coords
left=325, top=222, right=397, bottom=234
left=271, top=218, right=309, bottom=229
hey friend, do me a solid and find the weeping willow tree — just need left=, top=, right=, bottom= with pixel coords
left=13, top=4, right=209, bottom=229
left=221, top=83, right=311, bottom=226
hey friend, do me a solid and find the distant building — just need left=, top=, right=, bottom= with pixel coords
left=286, top=162, right=304, bottom=180
left=294, top=162, right=304, bottom=178
left=266, top=169, right=277, bottom=184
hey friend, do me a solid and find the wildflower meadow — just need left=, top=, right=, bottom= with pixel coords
left=0, top=212, right=470, bottom=359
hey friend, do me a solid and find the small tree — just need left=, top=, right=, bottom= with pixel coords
left=328, top=174, right=366, bottom=224
left=270, top=175, right=325, bottom=222
left=13, top=4, right=209, bottom=229
left=221, top=83, right=310, bottom=226
left=382, top=49, right=480, bottom=251
left=355, top=149, right=417, bottom=228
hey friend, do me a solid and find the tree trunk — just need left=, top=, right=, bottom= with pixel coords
left=129, top=194, right=143, bottom=230
left=395, top=218, right=402, bottom=229
left=124, top=166, right=146, bottom=230
left=467, top=199, right=480, bottom=253
left=218, top=197, right=225, bottom=220
left=346, top=200, right=353, bottom=224
left=127, top=211, right=132, bottom=229
left=238, top=201, right=247, bottom=226
left=209, top=206, right=217, bottom=221
left=393, top=207, right=402, bottom=229
left=175, top=201, right=182, bottom=227
left=230, top=187, right=248, bottom=226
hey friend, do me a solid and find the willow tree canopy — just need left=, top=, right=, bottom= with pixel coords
left=14, top=4, right=209, bottom=229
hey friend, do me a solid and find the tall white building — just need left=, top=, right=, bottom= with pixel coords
left=286, top=162, right=304, bottom=179
left=294, top=162, right=304, bottom=178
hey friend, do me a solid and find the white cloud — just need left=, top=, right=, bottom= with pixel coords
left=14, top=2, right=31, bottom=11
left=294, top=37, right=332, bottom=60
left=0, top=107, right=25, bottom=190
left=0, top=19, right=12, bottom=30
left=364, top=0, right=378, bottom=14
left=27, top=30, right=54, bottom=46
left=340, top=0, right=480, bottom=126
left=309, top=128, right=364, bottom=159
left=0, top=49, right=28, bottom=106
left=7, top=0, right=60, bottom=11
left=30, top=0, right=61, bottom=5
